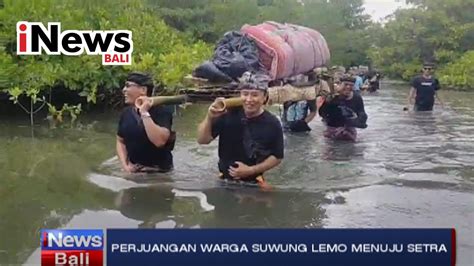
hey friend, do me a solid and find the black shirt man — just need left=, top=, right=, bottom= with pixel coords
left=197, top=72, right=284, bottom=188
left=116, top=72, right=175, bottom=173
left=407, top=62, right=444, bottom=111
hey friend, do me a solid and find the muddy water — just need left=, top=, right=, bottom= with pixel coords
left=0, top=82, right=472, bottom=265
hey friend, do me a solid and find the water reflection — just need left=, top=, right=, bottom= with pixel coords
left=112, top=183, right=328, bottom=229
left=116, top=186, right=176, bottom=228
left=3, top=86, right=474, bottom=265
left=98, top=169, right=332, bottom=229
left=321, top=140, right=365, bottom=161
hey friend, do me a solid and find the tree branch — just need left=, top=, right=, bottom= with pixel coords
left=32, top=101, right=47, bottom=114
left=17, top=101, right=31, bottom=114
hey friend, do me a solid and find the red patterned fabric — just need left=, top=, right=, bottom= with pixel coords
left=241, top=21, right=330, bottom=80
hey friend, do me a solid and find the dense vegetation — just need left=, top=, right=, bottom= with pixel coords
left=0, top=0, right=473, bottom=121
left=0, top=0, right=212, bottom=121
left=368, top=0, right=474, bottom=90
left=148, top=0, right=372, bottom=66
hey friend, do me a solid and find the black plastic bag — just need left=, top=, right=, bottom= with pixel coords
left=193, top=60, right=233, bottom=83
left=212, top=31, right=260, bottom=79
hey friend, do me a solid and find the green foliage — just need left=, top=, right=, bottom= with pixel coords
left=0, top=0, right=212, bottom=120
left=157, top=42, right=212, bottom=92
left=330, top=0, right=371, bottom=30
left=368, top=0, right=474, bottom=90
left=1, top=0, right=380, bottom=120
left=147, top=0, right=373, bottom=67
left=438, top=50, right=474, bottom=90
left=47, top=103, right=82, bottom=127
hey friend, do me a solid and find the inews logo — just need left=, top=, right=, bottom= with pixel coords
left=17, top=21, right=133, bottom=65
left=41, top=229, right=104, bottom=266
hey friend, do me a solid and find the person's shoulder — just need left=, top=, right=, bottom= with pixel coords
left=307, top=99, right=317, bottom=106
left=121, top=105, right=133, bottom=112
left=263, top=110, right=281, bottom=125
left=353, top=92, right=364, bottom=101
left=283, top=101, right=294, bottom=109
left=150, top=105, right=174, bottom=115
left=151, top=105, right=173, bottom=112
left=119, top=106, right=133, bottom=118
left=227, top=107, right=244, bottom=118
left=213, top=107, right=241, bottom=125
left=411, top=75, right=422, bottom=85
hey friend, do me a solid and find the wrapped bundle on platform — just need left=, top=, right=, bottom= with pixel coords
left=191, top=21, right=330, bottom=85
left=240, top=21, right=330, bottom=81
left=186, top=21, right=330, bottom=102
left=192, top=31, right=260, bottom=84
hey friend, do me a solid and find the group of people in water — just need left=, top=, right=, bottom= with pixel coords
left=281, top=67, right=369, bottom=141
left=116, top=61, right=443, bottom=187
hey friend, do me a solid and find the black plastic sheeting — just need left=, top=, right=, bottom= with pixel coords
left=193, top=31, right=261, bottom=83
left=193, top=61, right=233, bottom=83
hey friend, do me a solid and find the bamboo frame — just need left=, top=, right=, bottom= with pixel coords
left=135, top=95, right=188, bottom=109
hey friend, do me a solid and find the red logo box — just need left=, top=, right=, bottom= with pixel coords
left=41, top=229, right=103, bottom=266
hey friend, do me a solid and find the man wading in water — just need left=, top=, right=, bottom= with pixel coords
left=116, top=72, right=176, bottom=173
left=281, top=98, right=316, bottom=133
left=318, top=76, right=368, bottom=141
left=405, top=62, right=444, bottom=111
left=280, top=68, right=332, bottom=133
left=197, top=72, right=284, bottom=189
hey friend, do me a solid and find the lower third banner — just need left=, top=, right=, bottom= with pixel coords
left=106, top=228, right=455, bottom=266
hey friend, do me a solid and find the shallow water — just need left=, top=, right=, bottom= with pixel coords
left=0, top=82, right=473, bottom=265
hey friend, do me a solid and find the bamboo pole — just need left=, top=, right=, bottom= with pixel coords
left=136, top=83, right=321, bottom=110
left=213, top=97, right=243, bottom=112
left=135, top=95, right=188, bottom=109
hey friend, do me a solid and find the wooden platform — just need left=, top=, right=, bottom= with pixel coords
left=178, top=88, right=240, bottom=102
left=178, top=75, right=239, bottom=101
left=179, top=75, right=322, bottom=103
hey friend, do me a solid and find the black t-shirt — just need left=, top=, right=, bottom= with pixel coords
left=117, top=105, right=173, bottom=169
left=211, top=108, right=284, bottom=179
left=319, top=93, right=367, bottom=128
left=411, top=75, right=440, bottom=107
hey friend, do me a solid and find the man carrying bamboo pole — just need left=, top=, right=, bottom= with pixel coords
left=197, top=73, right=283, bottom=188
left=116, top=72, right=175, bottom=173
left=318, top=76, right=368, bottom=141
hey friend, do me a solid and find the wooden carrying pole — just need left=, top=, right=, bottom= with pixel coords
left=135, top=84, right=317, bottom=110
left=135, top=95, right=188, bottom=109
left=212, top=97, right=243, bottom=112
left=267, top=85, right=316, bottom=105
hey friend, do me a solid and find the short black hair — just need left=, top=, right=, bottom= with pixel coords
left=340, top=75, right=356, bottom=83
left=126, top=72, right=154, bottom=96
left=423, top=61, right=435, bottom=68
